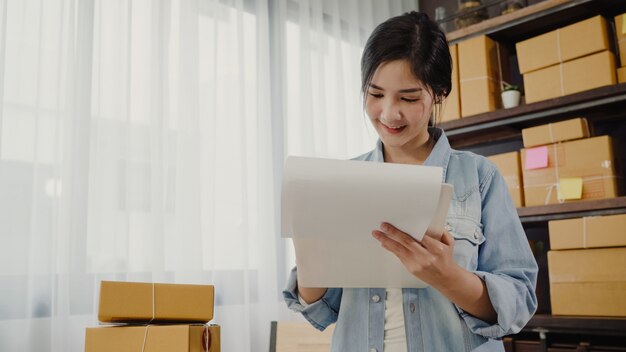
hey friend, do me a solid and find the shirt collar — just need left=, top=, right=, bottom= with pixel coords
left=374, top=127, right=452, bottom=182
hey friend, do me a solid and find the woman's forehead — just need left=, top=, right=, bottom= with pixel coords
left=370, top=60, right=423, bottom=90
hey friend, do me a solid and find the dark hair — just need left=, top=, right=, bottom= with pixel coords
left=361, top=11, right=452, bottom=123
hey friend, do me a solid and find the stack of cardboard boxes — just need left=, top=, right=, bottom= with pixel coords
left=616, top=13, right=626, bottom=83
left=441, top=14, right=622, bottom=122
left=441, top=44, right=461, bottom=122
left=547, top=214, right=626, bottom=316
left=85, top=281, right=220, bottom=352
left=516, top=16, right=617, bottom=104
left=487, top=118, right=621, bottom=208
left=520, top=118, right=620, bottom=207
left=441, top=35, right=509, bottom=122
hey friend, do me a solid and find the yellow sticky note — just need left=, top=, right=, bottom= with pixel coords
left=558, top=178, right=583, bottom=200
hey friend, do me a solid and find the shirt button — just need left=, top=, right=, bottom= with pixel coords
left=445, top=224, right=452, bottom=231
left=371, top=294, right=381, bottom=303
left=369, top=349, right=377, bottom=352
left=473, top=231, right=479, bottom=239
left=410, top=303, right=416, bottom=313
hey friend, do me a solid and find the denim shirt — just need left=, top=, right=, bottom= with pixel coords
left=283, top=128, right=538, bottom=352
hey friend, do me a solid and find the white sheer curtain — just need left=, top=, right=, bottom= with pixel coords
left=274, top=0, right=418, bottom=296
left=0, top=0, right=416, bottom=351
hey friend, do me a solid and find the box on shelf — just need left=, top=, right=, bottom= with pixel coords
left=615, top=13, right=626, bottom=67
left=85, top=324, right=220, bottom=352
left=98, top=281, right=214, bottom=323
left=520, top=135, right=619, bottom=206
left=548, top=248, right=626, bottom=316
left=441, top=44, right=461, bottom=122
left=523, top=51, right=616, bottom=104
left=618, top=67, right=626, bottom=84
left=548, top=214, right=626, bottom=250
left=458, top=35, right=509, bottom=117
left=521, top=118, right=590, bottom=148
left=487, top=152, right=524, bottom=208
left=516, top=15, right=610, bottom=74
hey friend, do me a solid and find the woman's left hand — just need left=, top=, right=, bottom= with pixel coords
left=372, top=222, right=460, bottom=287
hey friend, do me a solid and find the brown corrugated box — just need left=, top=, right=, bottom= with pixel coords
left=549, top=214, right=626, bottom=250
left=520, top=136, right=619, bottom=206
left=458, top=35, right=509, bottom=117
left=516, top=15, right=610, bottom=74
left=441, top=44, right=461, bottom=122
left=523, top=51, right=616, bottom=104
left=521, top=118, right=590, bottom=148
left=615, top=13, right=626, bottom=67
left=98, top=281, right=214, bottom=323
left=487, top=152, right=524, bottom=208
left=618, top=67, right=626, bottom=84
left=85, top=324, right=220, bottom=352
left=548, top=248, right=626, bottom=316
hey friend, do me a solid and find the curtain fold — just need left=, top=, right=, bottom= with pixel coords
left=0, top=0, right=417, bottom=350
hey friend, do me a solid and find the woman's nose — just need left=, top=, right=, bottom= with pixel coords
left=382, top=100, right=401, bottom=120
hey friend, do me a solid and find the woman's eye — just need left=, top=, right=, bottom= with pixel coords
left=402, top=98, right=419, bottom=103
left=369, top=93, right=383, bottom=99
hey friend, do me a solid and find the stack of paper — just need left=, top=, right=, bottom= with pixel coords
left=281, top=156, right=452, bottom=288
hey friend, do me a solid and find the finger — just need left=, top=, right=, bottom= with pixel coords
left=420, top=234, right=447, bottom=255
left=440, top=230, right=455, bottom=247
left=372, top=230, right=412, bottom=258
left=380, top=222, right=421, bottom=249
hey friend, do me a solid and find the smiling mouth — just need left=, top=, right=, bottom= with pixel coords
left=381, top=122, right=407, bottom=134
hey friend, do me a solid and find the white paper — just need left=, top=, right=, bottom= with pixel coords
left=281, top=156, right=453, bottom=288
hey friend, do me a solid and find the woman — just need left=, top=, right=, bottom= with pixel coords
left=283, top=11, right=537, bottom=352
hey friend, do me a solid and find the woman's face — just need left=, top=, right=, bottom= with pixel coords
left=365, top=59, right=434, bottom=150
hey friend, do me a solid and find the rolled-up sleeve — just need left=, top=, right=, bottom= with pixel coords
left=282, top=266, right=343, bottom=331
left=458, top=165, right=538, bottom=338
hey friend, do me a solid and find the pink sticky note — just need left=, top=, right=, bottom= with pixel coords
left=525, top=146, right=549, bottom=170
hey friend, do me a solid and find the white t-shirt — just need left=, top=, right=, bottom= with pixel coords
left=298, top=289, right=408, bottom=351
left=384, top=288, right=407, bottom=351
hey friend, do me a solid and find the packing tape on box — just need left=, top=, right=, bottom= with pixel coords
left=583, top=216, right=587, bottom=248
left=548, top=123, right=555, bottom=143
left=141, top=282, right=157, bottom=352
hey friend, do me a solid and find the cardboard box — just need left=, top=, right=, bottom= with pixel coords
left=487, top=152, right=524, bottom=208
left=85, top=324, right=220, bottom=352
left=521, top=118, right=590, bottom=148
left=548, top=248, right=626, bottom=316
left=98, top=281, right=214, bottom=323
left=565, top=51, right=616, bottom=95
left=516, top=15, right=610, bottom=74
left=549, top=214, right=626, bottom=250
left=615, top=13, right=626, bottom=67
left=441, top=44, right=461, bottom=122
left=459, top=35, right=509, bottom=117
left=524, top=51, right=616, bottom=104
left=550, top=282, right=626, bottom=317
left=521, top=136, right=619, bottom=206
left=618, top=67, right=626, bottom=84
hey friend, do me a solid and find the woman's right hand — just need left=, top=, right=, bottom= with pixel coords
left=297, top=285, right=328, bottom=304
